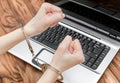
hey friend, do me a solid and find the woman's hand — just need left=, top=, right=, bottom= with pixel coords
left=50, top=35, right=85, bottom=72
left=37, top=35, right=84, bottom=83
left=24, top=2, right=65, bottom=37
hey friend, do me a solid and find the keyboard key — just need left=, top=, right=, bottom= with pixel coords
left=86, top=62, right=92, bottom=67
left=92, top=64, right=98, bottom=70
left=42, top=40, right=57, bottom=50
left=89, top=58, right=95, bottom=63
left=83, top=55, right=90, bottom=64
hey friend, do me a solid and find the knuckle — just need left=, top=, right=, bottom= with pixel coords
left=76, top=54, right=85, bottom=63
left=41, top=3, right=45, bottom=7
left=81, top=56, right=85, bottom=63
left=57, top=13, right=63, bottom=19
left=60, top=13, right=64, bottom=18
left=58, top=8, right=62, bottom=12
left=43, top=2, right=48, bottom=6
left=41, top=3, right=49, bottom=8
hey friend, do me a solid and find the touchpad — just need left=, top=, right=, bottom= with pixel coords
left=32, top=48, right=54, bottom=67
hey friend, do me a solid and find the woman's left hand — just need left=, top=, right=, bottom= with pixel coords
left=24, top=2, right=65, bottom=37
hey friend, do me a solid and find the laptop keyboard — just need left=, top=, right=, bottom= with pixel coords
left=32, top=24, right=110, bottom=70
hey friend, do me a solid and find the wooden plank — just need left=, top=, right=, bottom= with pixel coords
left=99, top=51, right=120, bottom=83
left=7, top=0, right=33, bottom=25
left=104, top=69, right=119, bottom=83
left=31, top=0, right=44, bottom=11
left=98, top=74, right=106, bottom=83
left=109, top=52, right=120, bottom=82
left=98, top=68, right=119, bottom=83
left=0, top=26, right=5, bottom=36
left=0, top=0, right=44, bottom=33
left=0, top=0, right=18, bottom=33
left=109, top=63, right=120, bottom=82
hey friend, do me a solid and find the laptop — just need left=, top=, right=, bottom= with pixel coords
left=9, top=0, right=120, bottom=83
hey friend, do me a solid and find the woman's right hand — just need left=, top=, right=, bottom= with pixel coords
left=50, top=35, right=85, bottom=72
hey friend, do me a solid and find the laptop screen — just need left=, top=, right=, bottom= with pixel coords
left=58, top=1, right=120, bottom=40
left=89, top=0, right=120, bottom=11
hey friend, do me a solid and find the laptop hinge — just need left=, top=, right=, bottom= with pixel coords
left=109, top=33, right=120, bottom=41
left=109, top=34, right=116, bottom=38
left=116, top=36, right=120, bottom=40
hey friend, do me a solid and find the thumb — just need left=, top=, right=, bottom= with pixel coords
left=73, top=39, right=85, bottom=62
left=73, top=39, right=83, bottom=54
left=58, top=35, right=72, bottom=50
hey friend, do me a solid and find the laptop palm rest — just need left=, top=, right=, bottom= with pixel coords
left=9, top=40, right=100, bottom=83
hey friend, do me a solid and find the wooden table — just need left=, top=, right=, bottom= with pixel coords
left=0, top=0, right=120, bottom=83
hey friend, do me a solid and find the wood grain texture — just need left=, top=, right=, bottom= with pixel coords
left=0, top=0, right=120, bottom=83
left=0, top=0, right=44, bottom=33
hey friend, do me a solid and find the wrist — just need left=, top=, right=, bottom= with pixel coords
left=23, top=17, right=49, bottom=37
left=41, top=64, right=63, bottom=81
left=23, top=22, right=36, bottom=37
left=46, top=68, right=59, bottom=77
left=50, top=62, right=64, bottom=72
left=37, top=68, right=59, bottom=83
